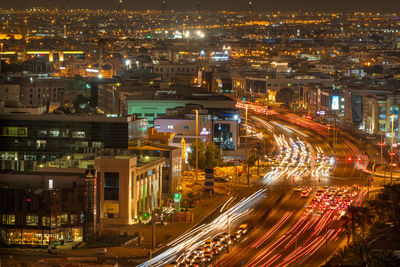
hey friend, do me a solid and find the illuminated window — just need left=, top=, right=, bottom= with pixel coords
left=2, top=127, right=28, bottom=137
left=36, top=140, right=46, bottom=149
left=42, top=216, right=50, bottom=226
left=184, top=126, right=189, bottom=130
left=26, top=214, right=38, bottom=226
left=168, top=125, right=174, bottom=129
left=38, top=130, right=47, bottom=137
left=72, top=131, right=85, bottom=138
left=60, top=213, right=68, bottom=225
left=49, top=130, right=59, bottom=137
left=71, top=214, right=78, bottom=224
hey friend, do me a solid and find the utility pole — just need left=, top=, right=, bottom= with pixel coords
left=390, top=114, right=394, bottom=183
left=195, top=110, right=199, bottom=182
left=263, top=135, right=266, bottom=160
left=150, top=249, right=152, bottom=267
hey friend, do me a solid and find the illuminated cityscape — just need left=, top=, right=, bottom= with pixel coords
left=1, top=1, right=400, bottom=267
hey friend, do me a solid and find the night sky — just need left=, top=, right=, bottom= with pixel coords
left=0, top=0, right=399, bottom=11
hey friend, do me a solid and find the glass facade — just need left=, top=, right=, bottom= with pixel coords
left=104, top=172, right=119, bottom=201
left=1, top=228, right=83, bottom=246
left=0, top=115, right=140, bottom=171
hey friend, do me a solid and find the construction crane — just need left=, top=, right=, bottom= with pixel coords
left=249, top=1, right=254, bottom=25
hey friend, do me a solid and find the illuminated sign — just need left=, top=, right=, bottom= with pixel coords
left=86, top=69, right=99, bottom=73
left=200, top=128, right=210, bottom=136
left=331, top=95, right=339, bottom=110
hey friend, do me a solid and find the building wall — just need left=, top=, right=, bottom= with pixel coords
left=0, top=172, right=86, bottom=246
left=19, top=80, right=65, bottom=107
left=94, top=156, right=164, bottom=224
left=126, top=99, right=236, bottom=127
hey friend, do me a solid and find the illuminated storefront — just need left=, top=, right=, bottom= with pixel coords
left=0, top=172, right=89, bottom=247
left=1, top=227, right=83, bottom=246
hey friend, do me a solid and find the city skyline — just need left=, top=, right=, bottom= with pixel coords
left=1, top=0, right=400, bottom=12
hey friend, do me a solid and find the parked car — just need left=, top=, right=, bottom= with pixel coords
left=47, top=246, right=58, bottom=254
left=98, top=248, right=108, bottom=255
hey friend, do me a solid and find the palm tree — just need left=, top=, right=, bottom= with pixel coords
left=328, top=246, right=349, bottom=266
left=370, top=250, right=400, bottom=267
left=347, top=238, right=372, bottom=267
left=357, top=206, right=375, bottom=238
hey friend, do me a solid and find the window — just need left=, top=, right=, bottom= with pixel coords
left=168, top=125, right=174, bottom=129
left=71, top=214, right=78, bottom=224
left=26, top=214, right=38, bottom=226
left=60, top=213, right=68, bottom=225
left=184, top=126, right=189, bottom=130
left=155, top=125, right=161, bottom=129
left=49, top=130, right=59, bottom=137
left=72, top=131, right=85, bottom=138
left=42, top=216, right=50, bottom=226
left=7, top=215, right=15, bottom=225
left=38, top=130, right=47, bottom=137
left=92, top=142, right=103, bottom=148
left=144, top=113, right=154, bottom=117
left=104, top=172, right=119, bottom=201
left=2, top=127, right=28, bottom=137
left=36, top=140, right=46, bottom=149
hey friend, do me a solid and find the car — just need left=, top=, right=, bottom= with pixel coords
left=204, top=239, right=213, bottom=246
left=221, top=232, right=229, bottom=239
left=238, top=224, right=248, bottom=234
left=300, top=190, right=309, bottom=198
left=187, top=255, right=196, bottom=263
left=97, top=248, right=107, bottom=255
left=229, top=234, right=238, bottom=242
left=47, top=246, right=58, bottom=254
left=212, top=248, right=220, bottom=255
left=204, top=255, right=212, bottom=262
left=215, top=244, right=223, bottom=251
left=294, top=186, right=302, bottom=192
left=195, top=247, right=204, bottom=255
left=204, top=245, right=212, bottom=252
left=221, top=240, right=229, bottom=248
left=234, top=232, right=241, bottom=239
left=204, top=251, right=212, bottom=258
left=192, top=259, right=202, bottom=266
left=212, top=237, right=222, bottom=245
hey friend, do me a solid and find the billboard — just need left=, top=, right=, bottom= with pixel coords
left=331, top=95, right=339, bottom=110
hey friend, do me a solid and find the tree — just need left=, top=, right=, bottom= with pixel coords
left=187, top=140, right=222, bottom=170
left=370, top=250, right=400, bottom=267
left=205, top=142, right=222, bottom=169
left=187, top=139, right=206, bottom=170
left=186, top=191, right=197, bottom=208
left=246, top=154, right=258, bottom=185
left=275, top=87, right=294, bottom=108
left=65, top=76, right=90, bottom=95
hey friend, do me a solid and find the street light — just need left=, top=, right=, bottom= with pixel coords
left=390, top=114, right=395, bottom=183
left=245, top=104, right=249, bottom=185
left=195, top=110, right=199, bottom=182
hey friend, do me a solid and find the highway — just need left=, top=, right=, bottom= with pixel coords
left=210, top=108, right=370, bottom=267
left=138, top=105, right=371, bottom=267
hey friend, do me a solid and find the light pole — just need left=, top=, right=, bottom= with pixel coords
left=195, top=109, right=199, bottom=182
left=390, top=114, right=395, bottom=183
left=245, top=104, right=249, bottom=185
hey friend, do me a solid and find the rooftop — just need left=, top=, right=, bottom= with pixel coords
left=0, top=113, right=143, bottom=123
